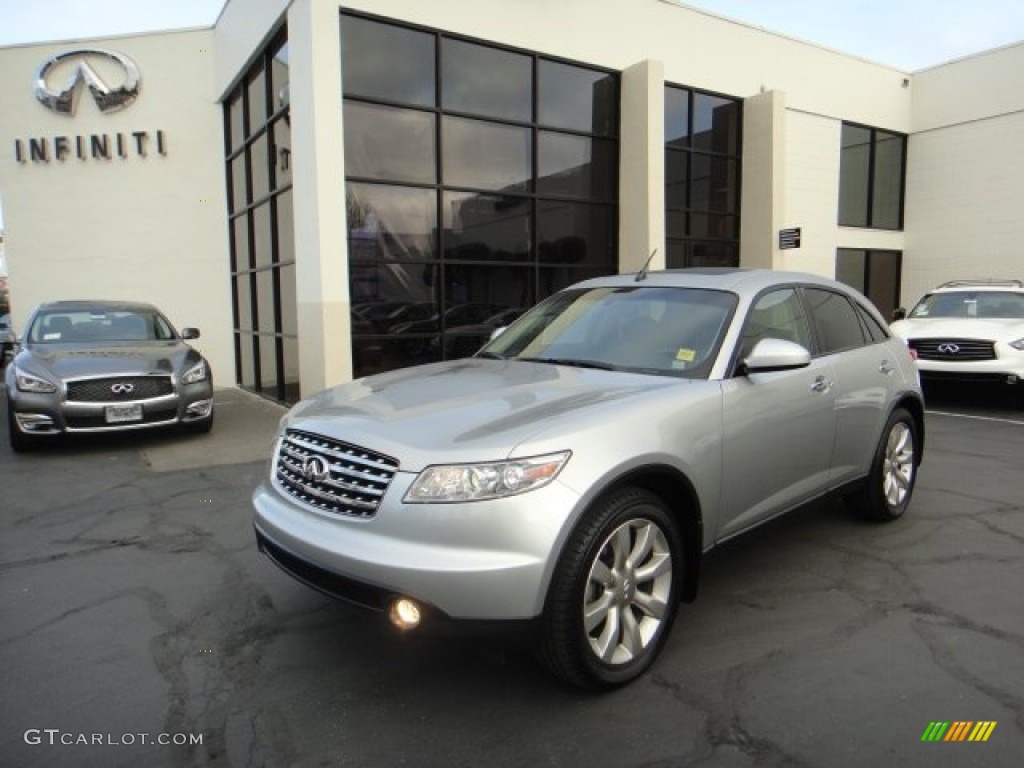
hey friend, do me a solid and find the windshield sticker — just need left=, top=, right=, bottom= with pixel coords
left=675, top=348, right=696, bottom=363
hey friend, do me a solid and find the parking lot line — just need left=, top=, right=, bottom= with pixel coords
left=926, top=409, right=1024, bottom=426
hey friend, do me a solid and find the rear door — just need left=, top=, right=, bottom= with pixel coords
left=802, top=288, right=892, bottom=485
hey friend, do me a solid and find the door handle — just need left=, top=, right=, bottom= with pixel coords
left=879, top=360, right=895, bottom=376
left=811, top=375, right=832, bottom=393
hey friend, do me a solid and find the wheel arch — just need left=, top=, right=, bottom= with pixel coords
left=895, top=392, right=926, bottom=460
left=547, top=464, right=705, bottom=608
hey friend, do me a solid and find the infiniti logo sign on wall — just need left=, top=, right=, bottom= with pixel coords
left=15, top=47, right=167, bottom=165
left=35, top=49, right=141, bottom=115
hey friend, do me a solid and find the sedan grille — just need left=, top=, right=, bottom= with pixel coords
left=910, top=338, right=996, bottom=362
left=275, top=429, right=399, bottom=518
left=66, top=375, right=174, bottom=402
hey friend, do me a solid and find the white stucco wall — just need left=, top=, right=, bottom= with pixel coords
left=903, top=43, right=1024, bottom=305
left=0, top=29, right=233, bottom=379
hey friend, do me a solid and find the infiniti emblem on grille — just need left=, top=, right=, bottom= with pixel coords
left=110, top=382, right=134, bottom=394
left=937, top=343, right=961, bottom=355
left=301, top=456, right=330, bottom=483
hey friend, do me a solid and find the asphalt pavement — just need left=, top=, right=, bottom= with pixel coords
left=1, top=383, right=1022, bottom=768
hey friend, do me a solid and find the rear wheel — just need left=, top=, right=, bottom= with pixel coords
left=537, top=487, right=682, bottom=689
left=849, top=407, right=918, bottom=521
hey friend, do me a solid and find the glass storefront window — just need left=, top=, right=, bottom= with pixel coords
left=347, top=183, right=437, bottom=264
left=442, top=117, right=531, bottom=192
left=224, top=27, right=297, bottom=404
left=538, top=60, right=617, bottom=136
left=343, top=101, right=435, bottom=184
left=441, top=38, right=531, bottom=121
left=536, top=200, right=616, bottom=270
left=443, top=192, right=530, bottom=262
left=537, top=132, right=615, bottom=201
left=664, top=84, right=742, bottom=269
left=341, top=16, right=435, bottom=107
left=270, top=39, right=289, bottom=117
left=342, top=13, right=619, bottom=378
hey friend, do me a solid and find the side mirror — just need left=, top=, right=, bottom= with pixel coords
left=181, top=327, right=201, bottom=340
left=892, top=308, right=907, bottom=321
left=741, top=338, right=811, bottom=374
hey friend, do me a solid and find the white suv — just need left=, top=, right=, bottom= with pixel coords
left=890, top=280, right=1024, bottom=391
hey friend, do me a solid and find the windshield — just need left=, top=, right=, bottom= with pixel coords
left=28, top=308, right=177, bottom=344
left=909, top=291, right=1024, bottom=319
left=479, top=286, right=737, bottom=378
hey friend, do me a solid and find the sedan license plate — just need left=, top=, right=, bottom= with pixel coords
left=105, top=404, right=143, bottom=423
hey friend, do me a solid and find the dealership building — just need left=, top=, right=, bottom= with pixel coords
left=1, top=0, right=1022, bottom=404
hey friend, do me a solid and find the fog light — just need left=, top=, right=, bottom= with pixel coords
left=14, top=413, right=56, bottom=433
left=186, top=399, right=213, bottom=418
left=388, top=597, right=422, bottom=631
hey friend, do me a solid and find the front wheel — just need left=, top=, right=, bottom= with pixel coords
left=8, top=404, right=40, bottom=453
left=849, top=407, right=919, bottom=521
left=536, top=487, right=682, bottom=689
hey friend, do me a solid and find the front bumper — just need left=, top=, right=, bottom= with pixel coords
left=8, top=383, right=214, bottom=436
left=914, top=356, right=1024, bottom=385
left=252, top=472, right=581, bottom=621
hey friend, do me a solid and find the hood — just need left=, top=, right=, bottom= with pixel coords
left=891, top=317, right=1024, bottom=341
left=18, top=341, right=197, bottom=379
left=284, top=358, right=686, bottom=470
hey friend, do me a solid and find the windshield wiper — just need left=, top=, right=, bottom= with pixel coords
left=519, top=356, right=619, bottom=371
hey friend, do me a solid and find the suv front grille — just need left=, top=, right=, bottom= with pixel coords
left=66, top=375, right=174, bottom=402
left=910, top=338, right=996, bottom=362
left=275, top=429, right=399, bottom=518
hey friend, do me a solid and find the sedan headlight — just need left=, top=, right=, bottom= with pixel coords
left=181, top=361, right=208, bottom=384
left=1010, top=338, right=1024, bottom=351
left=14, top=367, right=57, bottom=394
left=404, top=451, right=570, bottom=503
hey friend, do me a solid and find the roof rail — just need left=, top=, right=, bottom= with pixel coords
left=937, top=279, right=1023, bottom=289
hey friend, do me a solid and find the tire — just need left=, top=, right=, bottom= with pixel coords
left=849, top=407, right=919, bottom=522
left=537, top=487, right=683, bottom=690
left=182, top=410, right=214, bottom=435
left=8, top=405, right=39, bottom=453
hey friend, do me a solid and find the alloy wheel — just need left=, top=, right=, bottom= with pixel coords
left=883, top=422, right=915, bottom=508
left=582, top=518, right=673, bottom=665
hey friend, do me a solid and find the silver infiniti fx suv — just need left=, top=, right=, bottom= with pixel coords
left=253, top=269, right=925, bottom=689
left=6, top=300, right=214, bottom=451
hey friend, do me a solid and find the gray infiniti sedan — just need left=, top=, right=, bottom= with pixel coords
left=6, top=300, right=213, bottom=451
left=253, top=269, right=924, bottom=689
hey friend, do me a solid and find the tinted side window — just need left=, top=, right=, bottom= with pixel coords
left=738, top=288, right=813, bottom=361
left=804, top=289, right=866, bottom=354
left=855, top=302, right=889, bottom=343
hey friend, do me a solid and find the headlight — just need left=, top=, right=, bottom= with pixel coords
left=14, top=367, right=57, bottom=394
left=404, top=451, right=570, bottom=503
left=181, top=361, right=207, bottom=384
left=1010, top=338, right=1024, bottom=351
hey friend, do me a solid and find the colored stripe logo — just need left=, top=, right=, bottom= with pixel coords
left=921, top=721, right=997, bottom=742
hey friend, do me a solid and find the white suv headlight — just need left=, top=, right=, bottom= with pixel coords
left=14, top=367, right=57, bottom=394
left=404, top=451, right=570, bottom=503
left=181, top=361, right=207, bottom=384
left=1010, top=338, right=1024, bottom=351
